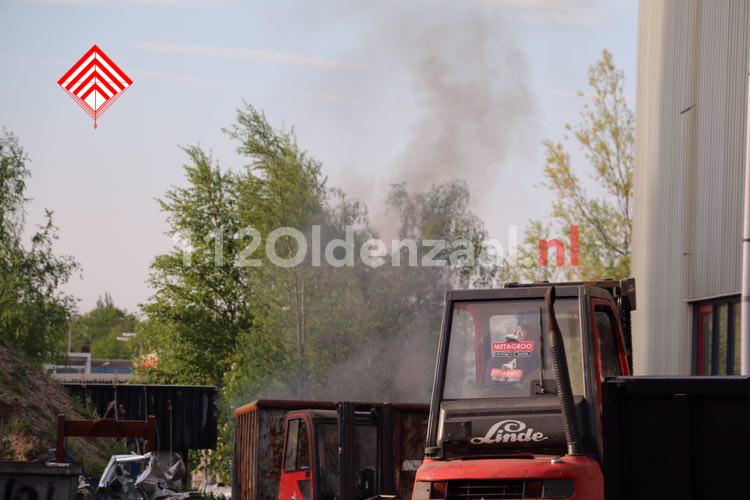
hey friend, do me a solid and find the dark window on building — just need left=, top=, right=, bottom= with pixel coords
left=693, top=296, right=740, bottom=375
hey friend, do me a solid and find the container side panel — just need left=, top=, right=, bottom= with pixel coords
left=63, top=384, right=218, bottom=450
left=396, top=407, right=429, bottom=499
left=257, top=409, right=289, bottom=500
left=693, top=395, right=750, bottom=498
left=604, top=377, right=750, bottom=500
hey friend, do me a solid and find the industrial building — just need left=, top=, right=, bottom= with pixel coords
left=633, top=0, right=750, bottom=374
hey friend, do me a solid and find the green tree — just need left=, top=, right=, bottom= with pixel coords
left=139, top=103, right=501, bottom=481
left=136, top=145, right=251, bottom=386
left=137, top=105, right=337, bottom=480
left=69, top=293, right=138, bottom=358
left=364, top=180, right=492, bottom=399
left=226, top=104, right=328, bottom=399
left=387, top=180, right=499, bottom=287
left=515, top=50, right=634, bottom=281
left=0, top=130, right=79, bottom=362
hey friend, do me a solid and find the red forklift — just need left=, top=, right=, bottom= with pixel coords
left=411, top=279, right=750, bottom=500
left=233, top=400, right=428, bottom=500
left=277, top=403, right=401, bottom=500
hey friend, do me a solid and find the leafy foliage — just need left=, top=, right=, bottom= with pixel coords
left=136, top=104, right=494, bottom=481
left=0, top=130, right=78, bottom=362
left=514, top=49, right=634, bottom=281
left=69, top=293, right=138, bottom=358
left=135, top=145, right=250, bottom=386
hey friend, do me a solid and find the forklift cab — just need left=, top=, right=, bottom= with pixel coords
left=278, top=403, right=391, bottom=500
left=415, top=281, right=635, bottom=499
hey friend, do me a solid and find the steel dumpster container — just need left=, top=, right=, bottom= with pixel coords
left=603, top=376, right=750, bottom=500
left=0, top=461, right=83, bottom=500
left=63, top=383, right=219, bottom=451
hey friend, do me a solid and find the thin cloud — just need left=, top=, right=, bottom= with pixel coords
left=130, top=69, right=202, bottom=83
left=16, top=0, right=183, bottom=4
left=132, top=67, right=259, bottom=91
left=132, top=68, right=357, bottom=104
left=14, top=0, right=102, bottom=4
left=135, top=42, right=365, bottom=70
left=290, top=89, right=358, bottom=104
left=482, top=0, right=602, bottom=27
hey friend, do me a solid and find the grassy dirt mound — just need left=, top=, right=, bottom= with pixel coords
left=0, top=341, right=125, bottom=476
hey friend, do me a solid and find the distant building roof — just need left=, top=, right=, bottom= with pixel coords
left=46, top=352, right=133, bottom=383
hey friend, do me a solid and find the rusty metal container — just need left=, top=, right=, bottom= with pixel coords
left=393, top=403, right=430, bottom=499
left=232, top=400, right=428, bottom=500
left=233, top=400, right=335, bottom=500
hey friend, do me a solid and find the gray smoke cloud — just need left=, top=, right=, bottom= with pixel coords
left=332, top=3, right=536, bottom=238
left=244, top=3, right=535, bottom=405
left=389, top=11, right=534, bottom=192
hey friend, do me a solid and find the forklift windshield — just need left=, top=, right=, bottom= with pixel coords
left=443, top=298, right=584, bottom=399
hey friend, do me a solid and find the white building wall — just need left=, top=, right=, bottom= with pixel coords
left=633, top=0, right=750, bottom=374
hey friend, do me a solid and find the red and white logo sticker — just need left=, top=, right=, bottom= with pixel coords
left=492, top=341, right=535, bottom=356
left=58, top=45, right=132, bottom=129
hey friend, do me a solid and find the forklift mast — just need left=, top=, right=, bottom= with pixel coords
left=337, top=402, right=397, bottom=499
left=277, top=401, right=427, bottom=500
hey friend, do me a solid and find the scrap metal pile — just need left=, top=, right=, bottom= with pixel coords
left=55, top=414, right=202, bottom=499
left=76, top=452, right=196, bottom=499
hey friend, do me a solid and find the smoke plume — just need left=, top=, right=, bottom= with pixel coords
left=238, top=3, right=535, bottom=406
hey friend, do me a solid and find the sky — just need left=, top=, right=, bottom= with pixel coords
left=0, top=0, right=638, bottom=313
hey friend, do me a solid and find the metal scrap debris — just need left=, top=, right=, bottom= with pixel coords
left=77, top=452, right=197, bottom=499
